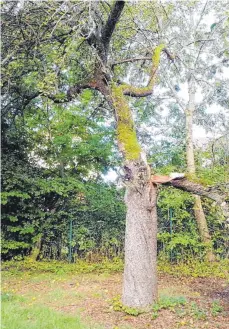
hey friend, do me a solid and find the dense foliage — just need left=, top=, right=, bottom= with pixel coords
left=1, top=0, right=228, bottom=262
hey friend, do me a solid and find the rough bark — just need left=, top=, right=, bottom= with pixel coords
left=109, top=45, right=164, bottom=308
left=122, top=182, right=158, bottom=308
left=186, top=77, right=215, bottom=261
left=87, top=1, right=125, bottom=64
left=82, top=1, right=162, bottom=308
left=112, top=94, right=159, bottom=308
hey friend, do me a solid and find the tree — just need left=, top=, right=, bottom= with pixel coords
left=1, top=87, right=115, bottom=260
left=2, top=0, right=229, bottom=308
left=21, top=95, right=120, bottom=261
left=1, top=119, right=42, bottom=259
left=150, top=0, right=229, bottom=261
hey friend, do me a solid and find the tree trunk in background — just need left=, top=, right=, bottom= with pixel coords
left=186, top=77, right=215, bottom=261
left=193, top=195, right=215, bottom=261
left=36, top=237, right=44, bottom=261
left=122, top=183, right=158, bottom=308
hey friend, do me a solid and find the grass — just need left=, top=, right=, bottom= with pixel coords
left=152, top=295, right=187, bottom=312
left=1, top=293, right=103, bottom=329
left=211, top=300, right=224, bottom=316
left=1, top=257, right=228, bottom=329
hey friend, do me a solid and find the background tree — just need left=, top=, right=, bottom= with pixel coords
left=1, top=84, right=124, bottom=260
left=150, top=0, right=229, bottom=261
left=1, top=118, right=43, bottom=259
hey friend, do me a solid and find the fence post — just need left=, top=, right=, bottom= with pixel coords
left=169, top=208, right=173, bottom=261
left=68, top=218, right=73, bottom=263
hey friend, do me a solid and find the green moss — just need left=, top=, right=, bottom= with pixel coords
left=121, top=83, right=152, bottom=96
left=111, top=84, right=141, bottom=160
left=110, top=44, right=164, bottom=161
left=152, top=44, right=165, bottom=67
left=111, top=295, right=144, bottom=316
left=186, top=173, right=210, bottom=186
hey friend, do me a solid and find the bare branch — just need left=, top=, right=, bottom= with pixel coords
left=194, top=16, right=226, bottom=67
left=194, top=0, right=209, bottom=35
left=86, top=1, right=125, bottom=64
left=111, top=56, right=152, bottom=67
left=1, top=80, right=98, bottom=116
left=186, top=39, right=216, bottom=48
left=101, top=0, right=125, bottom=46
left=160, top=72, right=186, bottom=112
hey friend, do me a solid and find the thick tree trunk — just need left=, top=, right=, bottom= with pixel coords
left=186, top=78, right=215, bottom=261
left=82, top=37, right=165, bottom=308
left=122, top=183, right=158, bottom=308
left=110, top=74, right=164, bottom=308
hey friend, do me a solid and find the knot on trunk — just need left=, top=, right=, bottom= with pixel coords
left=123, top=158, right=151, bottom=188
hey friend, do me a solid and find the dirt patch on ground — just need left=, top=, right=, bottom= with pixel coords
left=54, top=273, right=229, bottom=329
left=2, top=272, right=229, bottom=329
left=187, top=276, right=229, bottom=309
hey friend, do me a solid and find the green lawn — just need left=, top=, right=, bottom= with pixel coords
left=1, top=294, right=103, bottom=329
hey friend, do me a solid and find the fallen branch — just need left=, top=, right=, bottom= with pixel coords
left=151, top=174, right=229, bottom=221
left=170, top=179, right=229, bottom=221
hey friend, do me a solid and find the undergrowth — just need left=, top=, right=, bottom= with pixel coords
left=111, top=295, right=144, bottom=316
left=152, top=295, right=187, bottom=319
left=2, top=257, right=229, bottom=280
left=111, top=294, right=224, bottom=321
left=157, top=258, right=229, bottom=279
left=211, top=300, right=224, bottom=316
left=1, top=257, right=123, bottom=277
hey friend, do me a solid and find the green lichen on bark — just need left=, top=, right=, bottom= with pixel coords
left=110, top=44, right=164, bottom=161
left=152, top=44, right=165, bottom=67
left=147, top=44, right=165, bottom=88
left=111, top=84, right=141, bottom=160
